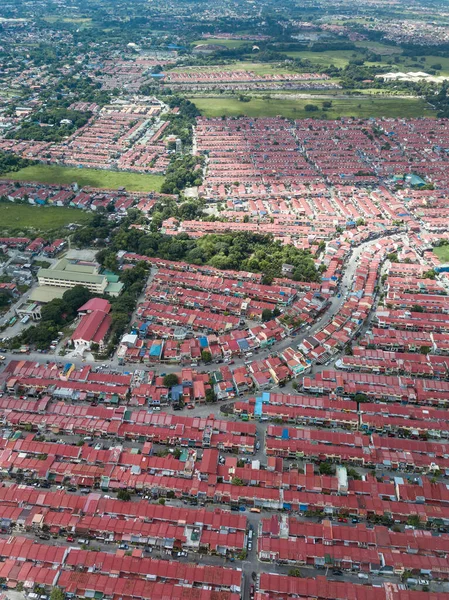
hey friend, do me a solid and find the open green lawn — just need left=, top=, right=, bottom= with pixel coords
left=434, top=245, right=449, bottom=263
left=0, top=203, right=91, bottom=234
left=284, top=50, right=360, bottom=68
left=398, top=55, right=449, bottom=77
left=231, top=61, right=296, bottom=75
left=189, top=95, right=435, bottom=119
left=284, top=49, right=392, bottom=70
left=43, top=16, right=92, bottom=26
left=0, top=165, right=164, bottom=192
left=286, top=49, right=449, bottom=77
left=170, top=61, right=296, bottom=75
left=355, top=41, right=402, bottom=55
left=191, top=38, right=250, bottom=48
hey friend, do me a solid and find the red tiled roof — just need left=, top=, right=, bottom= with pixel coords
left=78, top=298, right=111, bottom=313
left=72, top=310, right=111, bottom=344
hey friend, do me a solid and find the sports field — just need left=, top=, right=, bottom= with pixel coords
left=0, top=203, right=91, bottom=234
left=190, top=95, right=434, bottom=119
left=0, top=165, right=164, bottom=192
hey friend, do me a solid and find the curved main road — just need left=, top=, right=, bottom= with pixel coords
left=0, top=234, right=396, bottom=377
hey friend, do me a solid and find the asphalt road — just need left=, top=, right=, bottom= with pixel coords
left=0, top=232, right=416, bottom=597
left=0, top=233, right=397, bottom=379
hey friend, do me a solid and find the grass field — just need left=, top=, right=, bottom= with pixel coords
left=230, top=61, right=296, bottom=75
left=434, top=245, right=449, bottom=263
left=170, top=61, right=296, bottom=75
left=191, top=38, right=250, bottom=48
left=399, top=55, right=449, bottom=76
left=0, top=204, right=91, bottom=234
left=284, top=50, right=362, bottom=68
left=0, top=165, right=164, bottom=193
left=189, top=96, right=435, bottom=119
left=284, top=48, right=449, bottom=77
left=284, top=49, right=393, bottom=69
left=43, top=16, right=92, bottom=26
left=355, top=41, right=402, bottom=55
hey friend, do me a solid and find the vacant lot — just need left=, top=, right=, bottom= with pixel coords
left=434, top=245, right=449, bottom=263
left=43, top=16, right=92, bottom=26
left=355, top=41, right=402, bottom=55
left=284, top=50, right=362, bottom=68
left=0, top=203, right=91, bottom=234
left=191, top=38, right=250, bottom=48
left=190, top=95, right=434, bottom=119
left=0, top=165, right=164, bottom=192
left=170, top=61, right=296, bottom=76
left=284, top=49, right=393, bottom=69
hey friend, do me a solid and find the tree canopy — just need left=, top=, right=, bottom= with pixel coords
left=110, top=228, right=320, bottom=283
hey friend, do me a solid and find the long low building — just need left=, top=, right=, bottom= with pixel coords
left=37, top=258, right=123, bottom=296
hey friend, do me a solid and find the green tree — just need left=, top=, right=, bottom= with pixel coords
left=205, top=388, right=216, bottom=403
left=319, top=462, right=334, bottom=475
left=201, top=350, right=212, bottom=363
left=50, top=588, right=65, bottom=600
left=262, top=309, right=274, bottom=322
left=163, top=373, right=179, bottom=387
left=231, top=477, right=245, bottom=486
left=354, top=393, right=369, bottom=403
left=117, top=489, right=131, bottom=501
left=346, top=467, right=362, bottom=480
left=407, top=514, right=421, bottom=528
left=288, top=568, right=302, bottom=577
left=62, top=286, right=92, bottom=317
left=40, top=299, right=65, bottom=325
left=110, top=312, right=130, bottom=338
